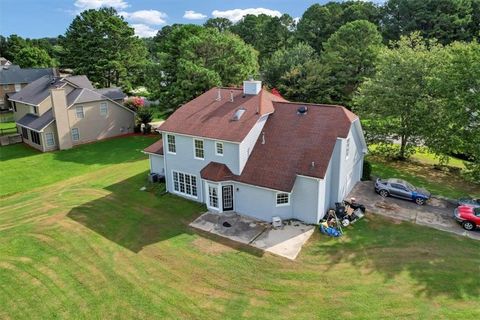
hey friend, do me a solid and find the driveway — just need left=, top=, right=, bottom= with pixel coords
left=348, top=181, right=480, bottom=241
left=190, top=212, right=315, bottom=260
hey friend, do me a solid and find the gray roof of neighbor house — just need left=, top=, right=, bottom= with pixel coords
left=9, top=75, right=125, bottom=107
left=0, top=65, right=56, bottom=85
left=16, top=108, right=54, bottom=131
left=94, top=88, right=126, bottom=101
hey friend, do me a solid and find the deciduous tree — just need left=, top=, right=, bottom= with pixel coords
left=14, top=46, right=56, bottom=68
left=354, top=33, right=437, bottom=159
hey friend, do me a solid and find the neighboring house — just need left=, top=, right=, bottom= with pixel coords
left=8, top=75, right=134, bottom=152
left=0, top=64, right=57, bottom=110
left=144, top=80, right=367, bottom=224
left=0, top=57, right=12, bottom=66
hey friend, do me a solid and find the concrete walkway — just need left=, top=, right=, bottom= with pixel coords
left=190, top=212, right=314, bottom=260
left=347, top=181, right=480, bottom=241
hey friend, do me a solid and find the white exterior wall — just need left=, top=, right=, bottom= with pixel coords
left=238, top=114, right=268, bottom=173
left=324, top=120, right=365, bottom=209
left=149, top=154, right=165, bottom=175
left=233, top=183, right=293, bottom=221
left=162, top=132, right=240, bottom=202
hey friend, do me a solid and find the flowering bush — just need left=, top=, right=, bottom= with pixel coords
left=124, top=96, right=145, bottom=110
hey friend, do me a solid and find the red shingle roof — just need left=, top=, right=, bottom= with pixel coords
left=158, top=87, right=286, bottom=142
left=200, top=162, right=235, bottom=182
left=143, top=139, right=163, bottom=155
left=235, top=102, right=357, bottom=191
left=199, top=102, right=358, bottom=192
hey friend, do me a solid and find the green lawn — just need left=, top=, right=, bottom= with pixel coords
left=0, top=135, right=157, bottom=197
left=0, top=136, right=479, bottom=319
left=0, top=121, right=16, bottom=130
left=369, top=156, right=480, bottom=199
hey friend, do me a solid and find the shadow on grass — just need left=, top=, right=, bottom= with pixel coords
left=310, top=214, right=480, bottom=300
left=67, top=170, right=264, bottom=258
left=0, top=143, right=41, bottom=161
left=67, top=171, right=203, bottom=252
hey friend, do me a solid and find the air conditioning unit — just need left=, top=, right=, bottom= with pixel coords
left=148, top=173, right=159, bottom=183
left=272, top=216, right=282, bottom=228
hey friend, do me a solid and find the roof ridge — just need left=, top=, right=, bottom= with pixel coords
left=274, top=101, right=345, bottom=108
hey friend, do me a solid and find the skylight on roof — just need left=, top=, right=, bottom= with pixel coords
left=232, top=107, right=246, bottom=121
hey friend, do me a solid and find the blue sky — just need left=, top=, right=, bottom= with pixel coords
left=0, top=0, right=342, bottom=39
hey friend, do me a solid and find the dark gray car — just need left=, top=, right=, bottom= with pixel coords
left=374, top=178, right=431, bottom=205
left=457, top=197, right=480, bottom=208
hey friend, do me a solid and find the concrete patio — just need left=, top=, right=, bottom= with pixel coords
left=189, top=212, right=315, bottom=260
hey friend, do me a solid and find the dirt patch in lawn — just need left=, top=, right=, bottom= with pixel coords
left=192, top=236, right=235, bottom=255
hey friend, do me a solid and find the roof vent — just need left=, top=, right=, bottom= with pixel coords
left=297, top=106, right=308, bottom=115
left=230, top=90, right=234, bottom=102
left=232, top=107, right=246, bottom=121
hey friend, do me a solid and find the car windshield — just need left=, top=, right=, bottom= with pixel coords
left=406, top=182, right=416, bottom=191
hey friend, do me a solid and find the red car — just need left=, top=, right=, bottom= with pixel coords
left=454, top=205, right=480, bottom=231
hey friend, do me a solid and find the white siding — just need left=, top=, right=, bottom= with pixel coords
left=149, top=154, right=164, bottom=175
left=239, top=114, right=269, bottom=173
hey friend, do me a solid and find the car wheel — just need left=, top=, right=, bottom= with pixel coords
left=462, top=221, right=475, bottom=231
left=379, top=190, right=388, bottom=198
left=415, top=198, right=425, bottom=205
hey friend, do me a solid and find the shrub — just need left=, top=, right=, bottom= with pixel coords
left=143, top=123, right=152, bottom=134
left=463, top=161, right=480, bottom=184
left=136, top=107, right=153, bottom=125
left=362, top=159, right=372, bottom=181
left=125, top=96, right=145, bottom=111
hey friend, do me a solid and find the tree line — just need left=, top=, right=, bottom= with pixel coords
left=0, top=0, right=479, bottom=179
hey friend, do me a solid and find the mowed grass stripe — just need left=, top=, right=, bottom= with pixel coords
left=1, top=136, right=479, bottom=319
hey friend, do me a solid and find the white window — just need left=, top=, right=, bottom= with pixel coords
left=276, top=193, right=290, bottom=206
left=30, top=105, right=37, bottom=114
left=194, top=139, right=204, bottom=159
left=71, top=128, right=80, bottom=141
left=167, top=134, right=176, bottom=153
left=208, top=185, right=219, bottom=208
left=215, top=141, right=224, bottom=156
left=45, top=132, right=55, bottom=146
left=3, top=84, right=8, bottom=90
left=346, top=138, right=350, bottom=159
left=76, top=106, right=84, bottom=119
left=172, top=171, right=197, bottom=197
left=14, top=83, right=21, bottom=92
left=100, top=102, right=108, bottom=116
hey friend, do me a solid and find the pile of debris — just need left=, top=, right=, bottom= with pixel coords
left=320, top=198, right=365, bottom=237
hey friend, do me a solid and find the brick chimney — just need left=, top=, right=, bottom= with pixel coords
left=50, top=88, right=72, bottom=150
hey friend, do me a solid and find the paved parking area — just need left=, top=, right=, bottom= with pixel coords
left=190, top=212, right=314, bottom=260
left=348, top=181, right=480, bottom=241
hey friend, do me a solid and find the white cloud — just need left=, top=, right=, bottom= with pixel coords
left=120, top=10, right=167, bottom=25
left=212, top=8, right=282, bottom=23
left=131, top=24, right=158, bottom=37
left=74, top=0, right=129, bottom=10
left=183, top=10, right=207, bottom=20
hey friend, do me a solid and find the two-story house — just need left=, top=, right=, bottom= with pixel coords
left=144, top=80, right=367, bottom=224
left=9, top=74, right=134, bottom=152
left=0, top=64, right=57, bottom=110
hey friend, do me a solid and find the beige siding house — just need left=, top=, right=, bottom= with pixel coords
left=0, top=64, right=57, bottom=110
left=9, top=75, right=134, bottom=152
